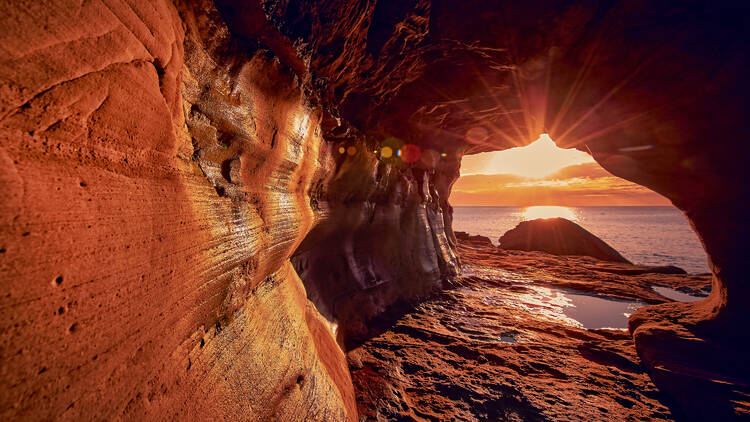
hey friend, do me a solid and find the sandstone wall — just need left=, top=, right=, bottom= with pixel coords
left=0, top=0, right=358, bottom=419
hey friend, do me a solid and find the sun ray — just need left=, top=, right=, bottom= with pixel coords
left=548, top=33, right=605, bottom=136
left=538, top=48, right=554, bottom=133
left=556, top=52, right=659, bottom=146
left=562, top=107, right=658, bottom=149
left=416, top=77, right=527, bottom=149
left=471, top=63, right=527, bottom=142
left=507, top=55, right=537, bottom=142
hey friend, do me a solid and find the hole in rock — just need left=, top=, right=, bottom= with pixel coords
left=452, top=134, right=709, bottom=273
left=451, top=134, right=711, bottom=328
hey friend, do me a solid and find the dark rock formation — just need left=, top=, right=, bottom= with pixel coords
left=290, top=136, right=459, bottom=348
left=499, top=218, right=631, bottom=263
left=454, top=230, right=493, bottom=247
left=1, top=0, right=749, bottom=420
left=594, top=264, right=687, bottom=276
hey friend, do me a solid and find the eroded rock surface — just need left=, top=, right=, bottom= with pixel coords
left=348, top=236, right=719, bottom=421
left=0, top=0, right=356, bottom=419
left=291, top=138, right=459, bottom=347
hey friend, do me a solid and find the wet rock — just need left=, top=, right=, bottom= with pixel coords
left=458, top=235, right=710, bottom=306
left=593, top=264, right=686, bottom=275
left=499, top=218, right=631, bottom=263
left=348, top=237, right=685, bottom=421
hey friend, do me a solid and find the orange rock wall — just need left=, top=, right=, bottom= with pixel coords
left=0, top=0, right=356, bottom=419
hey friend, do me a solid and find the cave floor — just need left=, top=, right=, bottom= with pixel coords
left=347, top=239, right=712, bottom=421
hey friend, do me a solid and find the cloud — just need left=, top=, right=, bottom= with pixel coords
left=451, top=173, right=528, bottom=193
left=548, top=162, right=613, bottom=179
left=450, top=163, right=670, bottom=206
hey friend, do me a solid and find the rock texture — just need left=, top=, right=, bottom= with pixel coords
left=350, top=287, right=670, bottom=421
left=1, top=0, right=750, bottom=420
left=459, top=235, right=710, bottom=306
left=348, top=236, right=719, bottom=421
left=499, top=218, right=632, bottom=263
left=290, top=138, right=459, bottom=348
left=454, top=231, right=493, bottom=247
left=0, top=0, right=356, bottom=419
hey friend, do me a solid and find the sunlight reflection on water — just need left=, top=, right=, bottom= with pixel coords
left=521, top=206, right=579, bottom=221
left=464, top=264, right=644, bottom=330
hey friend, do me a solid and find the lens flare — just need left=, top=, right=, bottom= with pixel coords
left=346, top=146, right=357, bottom=156
left=338, top=146, right=346, bottom=154
left=402, top=144, right=421, bottom=163
left=380, top=146, right=393, bottom=158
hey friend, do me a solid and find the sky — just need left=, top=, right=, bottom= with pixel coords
left=450, top=135, right=670, bottom=207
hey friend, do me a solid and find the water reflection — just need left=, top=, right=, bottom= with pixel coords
left=560, top=290, right=644, bottom=329
left=652, top=285, right=707, bottom=302
left=465, top=264, right=645, bottom=330
left=521, top=206, right=579, bottom=221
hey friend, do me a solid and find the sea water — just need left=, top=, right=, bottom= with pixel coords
left=452, top=206, right=709, bottom=274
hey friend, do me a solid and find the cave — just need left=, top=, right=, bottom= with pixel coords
left=1, top=0, right=748, bottom=420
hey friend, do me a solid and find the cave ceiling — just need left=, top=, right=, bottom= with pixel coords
left=217, top=0, right=749, bottom=171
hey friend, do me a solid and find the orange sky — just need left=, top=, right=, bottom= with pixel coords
left=451, top=136, right=670, bottom=206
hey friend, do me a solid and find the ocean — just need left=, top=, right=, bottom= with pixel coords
left=452, top=206, right=710, bottom=274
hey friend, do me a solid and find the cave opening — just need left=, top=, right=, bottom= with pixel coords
left=451, top=133, right=710, bottom=275
left=449, top=133, right=711, bottom=333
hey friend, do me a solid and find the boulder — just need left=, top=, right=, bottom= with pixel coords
left=454, top=231, right=494, bottom=247
left=499, top=218, right=631, bottom=263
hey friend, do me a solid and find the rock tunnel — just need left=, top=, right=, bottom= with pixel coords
left=1, top=0, right=748, bottom=420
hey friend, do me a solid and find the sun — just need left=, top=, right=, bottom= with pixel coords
left=460, top=134, right=595, bottom=178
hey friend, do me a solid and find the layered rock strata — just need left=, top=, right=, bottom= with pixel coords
left=291, top=141, right=459, bottom=347
left=0, top=0, right=359, bottom=419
